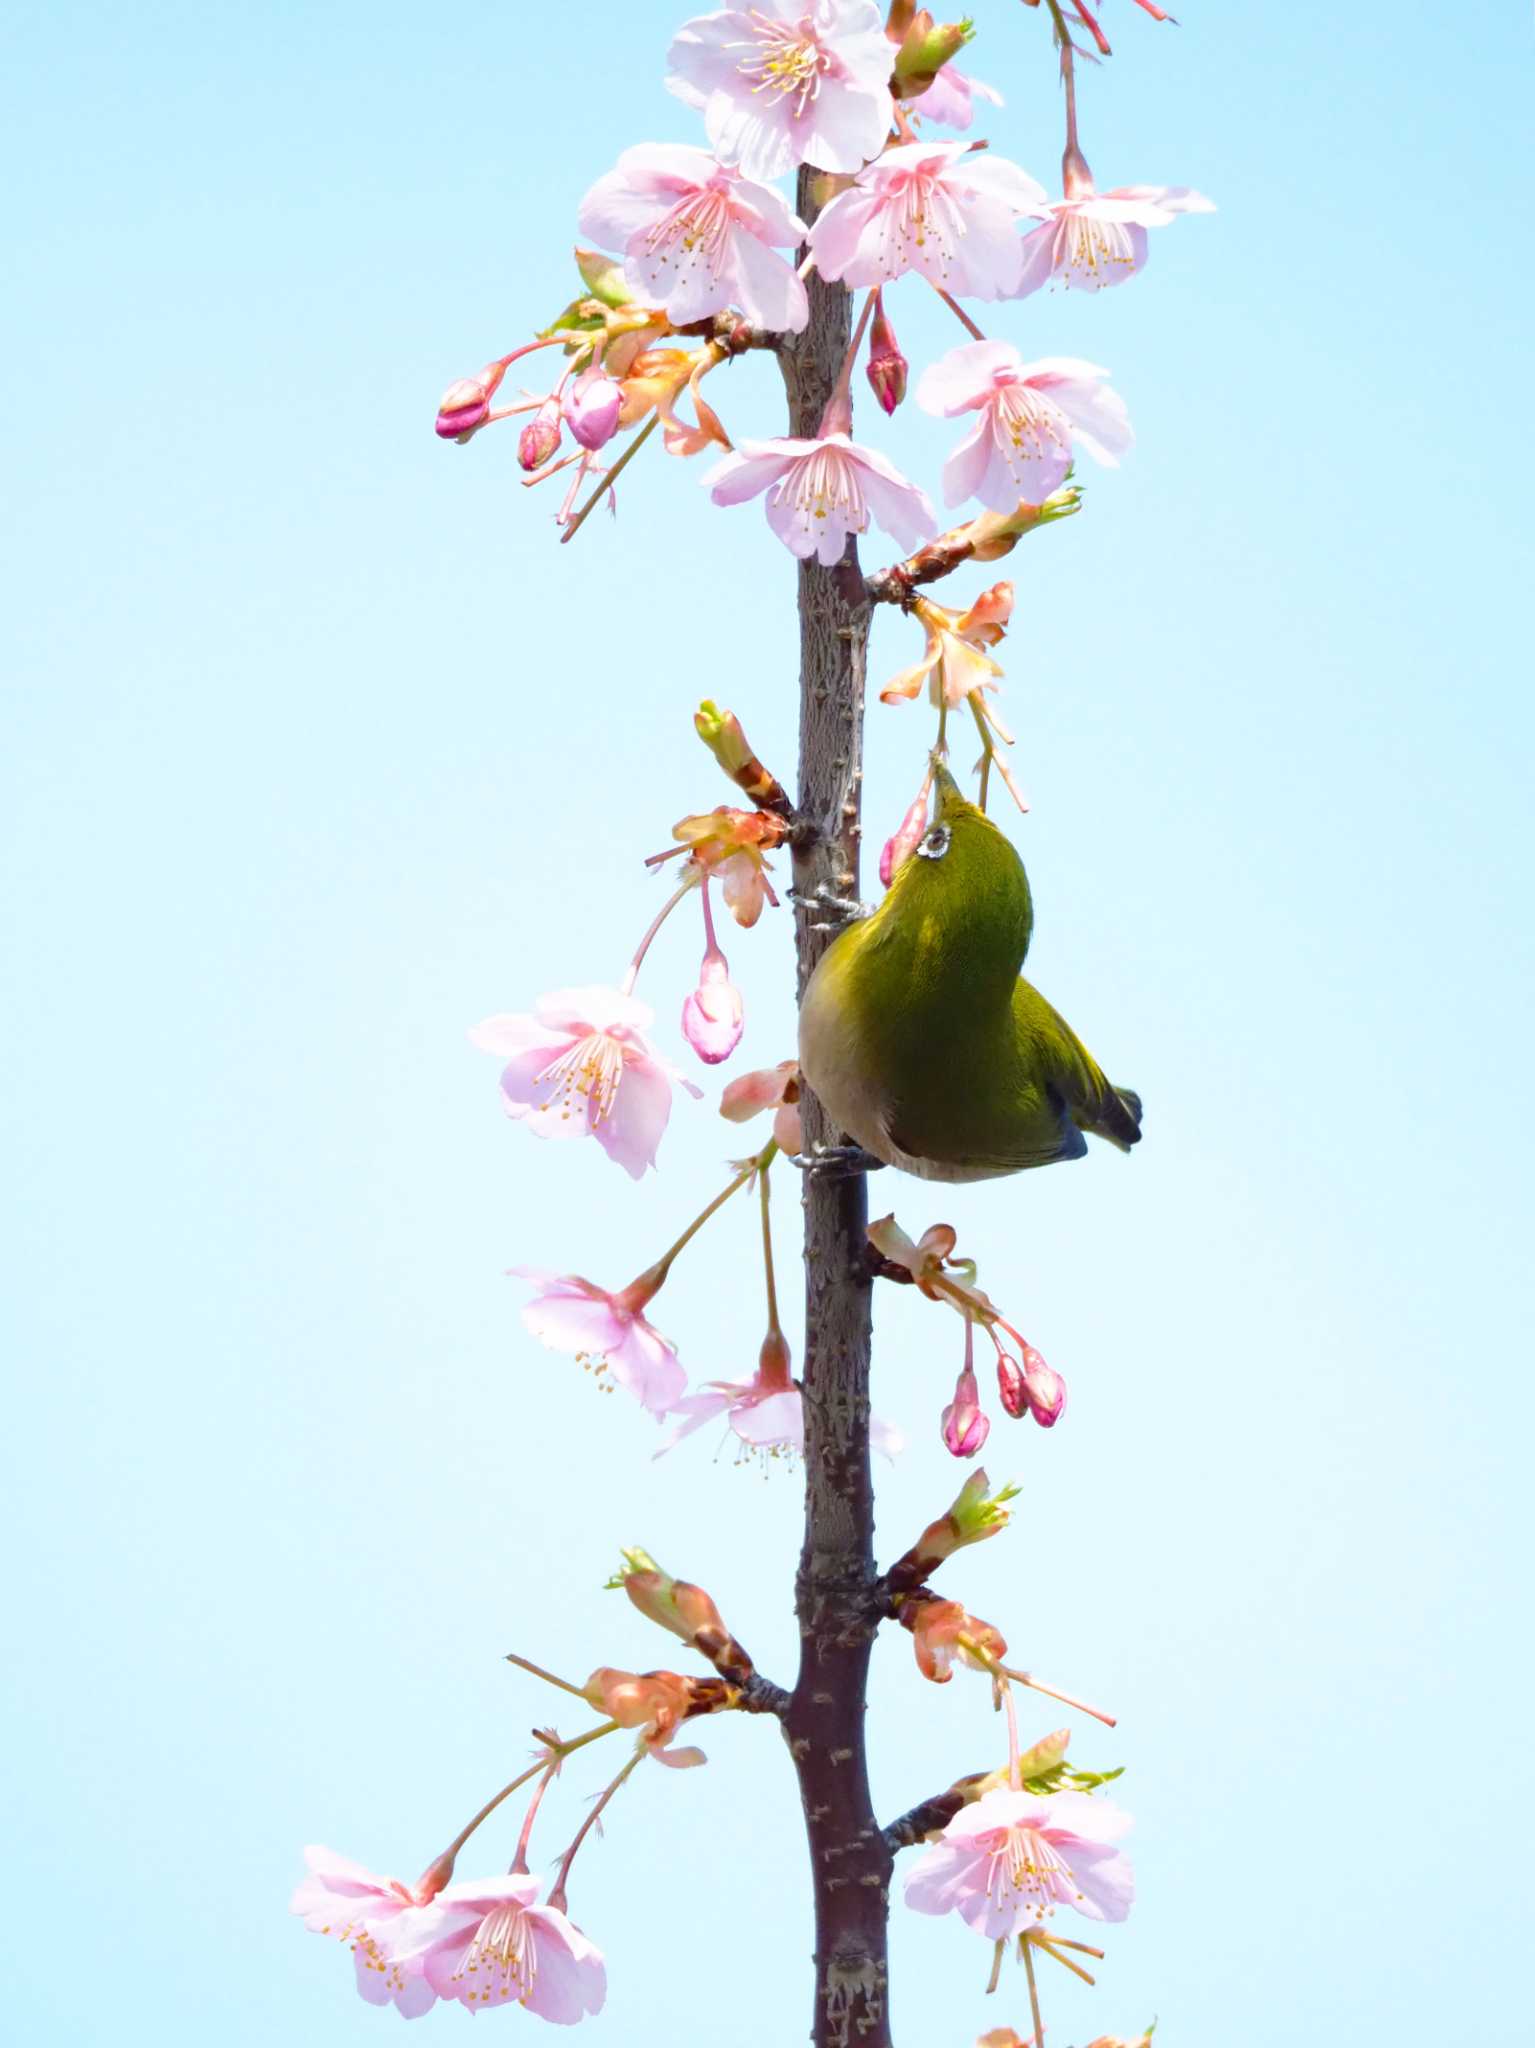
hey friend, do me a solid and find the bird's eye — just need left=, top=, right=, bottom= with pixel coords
left=917, top=824, right=951, bottom=861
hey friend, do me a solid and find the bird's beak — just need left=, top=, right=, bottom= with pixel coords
left=930, top=755, right=964, bottom=816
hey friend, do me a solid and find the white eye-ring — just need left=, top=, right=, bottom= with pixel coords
left=917, top=824, right=951, bottom=861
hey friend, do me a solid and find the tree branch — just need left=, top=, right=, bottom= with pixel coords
left=781, top=165, right=894, bottom=2048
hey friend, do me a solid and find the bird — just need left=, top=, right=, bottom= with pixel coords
left=797, top=759, right=1142, bottom=1182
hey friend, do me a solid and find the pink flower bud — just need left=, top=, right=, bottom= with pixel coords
left=434, top=358, right=510, bottom=443
left=563, top=367, right=622, bottom=451
left=682, top=947, right=744, bottom=1065
left=941, top=1365, right=990, bottom=1458
left=518, top=396, right=562, bottom=471
left=1021, top=1344, right=1067, bottom=1427
left=995, top=1350, right=1027, bottom=1419
left=865, top=292, right=908, bottom=417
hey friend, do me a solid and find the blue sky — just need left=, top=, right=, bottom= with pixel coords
left=4, top=3, right=1534, bottom=2043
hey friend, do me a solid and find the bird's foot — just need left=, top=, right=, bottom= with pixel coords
left=791, top=1142, right=887, bottom=1181
left=795, top=883, right=875, bottom=933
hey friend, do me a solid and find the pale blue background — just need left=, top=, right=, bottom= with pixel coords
left=4, top=2, right=1533, bottom=2042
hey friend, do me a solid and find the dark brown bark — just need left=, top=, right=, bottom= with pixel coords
left=781, top=171, right=893, bottom=2048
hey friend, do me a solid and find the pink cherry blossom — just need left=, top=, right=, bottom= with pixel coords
left=707, top=431, right=936, bottom=565
left=668, top=0, right=895, bottom=184
left=720, top=1058, right=803, bottom=1155
left=904, top=1786, right=1135, bottom=1938
left=808, top=141, right=1045, bottom=299
left=290, top=1845, right=436, bottom=2018
left=469, top=986, right=700, bottom=1180
left=1014, top=182, right=1214, bottom=298
left=511, top=1268, right=687, bottom=1416
left=579, top=144, right=809, bottom=333
left=388, top=1875, right=606, bottom=2021
left=658, top=1377, right=805, bottom=1459
left=911, top=63, right=1002, bottom=132
left=917, top=341, right=1132, bottom=512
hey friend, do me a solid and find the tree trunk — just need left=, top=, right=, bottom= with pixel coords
left=782, top=172, right=892, bottom=2048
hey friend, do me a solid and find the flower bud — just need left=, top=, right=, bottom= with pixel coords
left=892, top=11, right=974, bottom=98
left=563, top=367, right=622, bottom=451
left=573, top=245, right=634, bottom=309
left=1016, top=1727, right=1071, bottom=1781
left=1021, top=1344, right=1066, bottom=1426
left=940, top=1365, right=989, bottom=1458
left=996, top=1349, right=1027, bottom=1418
left=435, top=358, right=510, bottom=443
left=517, top=396, right=562, bottom=471
left=865, top=291, right=908, bottom=416
left=682, top=946, right=744, bottom=1065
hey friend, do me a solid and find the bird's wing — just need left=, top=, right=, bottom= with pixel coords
left=1014, top=978, right=1143, bottom=1153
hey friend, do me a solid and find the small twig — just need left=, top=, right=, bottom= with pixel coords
left=881, top=1789, right=966, bottom=1853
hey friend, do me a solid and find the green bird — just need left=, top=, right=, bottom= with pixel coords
left=797, top=761, right=1142, bottom=1182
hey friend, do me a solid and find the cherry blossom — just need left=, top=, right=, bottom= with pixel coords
left=290, top=1846, right=436, bottom=2018
left=707, top=431, right=936, bottom=565
left=720, top=1058, right=803, bottom=1155
left=583, top=1666, right=707, bottom=1767
left=908, top=1596, right=1006, bottom=1682
left=911, top=63, right=1002, bottom=132
left=904, top=1786, right=1135, bottom=1937
left=664, top=807, right=783, bottom=926
left=388, top=1875, right=606, bottom=2020
left=512, top=1268, right=688, bottom=1416
left=470, top=986, right=700, bottom=1180
left=668, top=0, right=895, bottom=183
left=879, top=583, right=1012, bottom=708
left=808, top=141, right=1046, bottom=299
left=1014, top=181, right=1214, bottom=298
left=579, top=144, right=809, bottom=333
left=917, top=341, right=1132, bottom=512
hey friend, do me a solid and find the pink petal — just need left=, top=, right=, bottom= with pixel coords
left=653, top=1387, right=734, bottom=1455
left=468, top=1012, right=565, bottom=1059
left=706, top=442, right=795, bottom=507
left=804, top=188, right=878, bottom=283
left=607, top=1313, right=687, bottom=1414
left=731, top=1387, right=804, bottom=1450
left=521, top=1290, right=627, bottom=1358
left=534, top=984, right=654, bottom=1036
left=591, top=1050, right=674, bottom=1179
left=940, top=414, right=993, bottom=508
left=729, top=223, right=810, bottom=333
left=1031, top=373, right=1134, bottom=467
left=916, top=338, right=1024, bottom=417
left=1012, top=221, right=1060, bottom=301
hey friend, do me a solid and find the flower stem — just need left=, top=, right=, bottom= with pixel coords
left=545, top=1750, right=644, bottom=1912
left=1022, top=1931, right=1047, bottom=2048
left=620, top=869, right=701, bottom=995
left=817, top=289, right=880, bottom=436
left=559, top=411, right=661, bottom=547
left=928, top=282, right=986, bottom=341
left=759, top=1156, right=782, bottom=1336
left=1000, top=1674, right=1023, bottom=1790
left=509, top=1762, right=559, bottom=1876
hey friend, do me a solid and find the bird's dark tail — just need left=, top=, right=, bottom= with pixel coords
left=1088, top=1085, right=1143, bottom=1152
